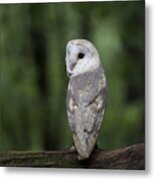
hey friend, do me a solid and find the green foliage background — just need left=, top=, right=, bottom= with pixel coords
left=0, top=1, right=145, bottom=151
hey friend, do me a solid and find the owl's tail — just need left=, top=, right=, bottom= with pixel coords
left=73, top=133, right=97, bottom=160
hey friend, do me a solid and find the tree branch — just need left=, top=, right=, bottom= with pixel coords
left=0, top=143, right=145, bottom=170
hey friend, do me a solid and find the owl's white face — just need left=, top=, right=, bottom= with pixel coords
left=65, top=39, right=101, bottom=77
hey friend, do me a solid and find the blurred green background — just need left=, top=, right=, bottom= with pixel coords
left=0, top=1, right=145, bottom=151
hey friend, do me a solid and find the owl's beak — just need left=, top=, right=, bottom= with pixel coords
left=70, top=62, right=77, bottom=71
left=66, top=61, right=77, bottom=77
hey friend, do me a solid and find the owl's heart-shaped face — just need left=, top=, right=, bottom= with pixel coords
left=69, top=52, right=85, bottom=71
left=65, top=39, right=101, bottom=77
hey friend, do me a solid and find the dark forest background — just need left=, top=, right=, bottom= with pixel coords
left=0, top=1, right=145, bottom=151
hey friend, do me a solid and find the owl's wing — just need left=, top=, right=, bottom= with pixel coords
left=66, top=68, right=107, bottom=159
left=69, top=68, right=106, bottom=107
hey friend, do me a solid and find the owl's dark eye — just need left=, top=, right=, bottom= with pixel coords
left=78, top=53, right=85, bottom=59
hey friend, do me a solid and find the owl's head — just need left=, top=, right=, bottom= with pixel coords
left=65, top=39, right=101, bottom=77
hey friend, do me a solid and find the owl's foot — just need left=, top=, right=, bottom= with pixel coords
left=70, top=145, right=76, bottom=152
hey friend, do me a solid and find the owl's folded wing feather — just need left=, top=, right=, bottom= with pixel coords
left=66, top=68, right=107, bottom=159
left=70, top=68, right=106, bottom=106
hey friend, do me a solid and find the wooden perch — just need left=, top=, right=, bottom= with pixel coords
left=0, top=143, right=145, bottom=170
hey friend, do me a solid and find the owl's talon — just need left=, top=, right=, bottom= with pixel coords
left=70, top=145, right=76, bottom=151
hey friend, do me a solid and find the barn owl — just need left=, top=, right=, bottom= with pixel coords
left=65, top=39, right=107, bottom=160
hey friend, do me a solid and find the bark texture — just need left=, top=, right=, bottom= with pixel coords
left=0, top=143, right=145, bottom=170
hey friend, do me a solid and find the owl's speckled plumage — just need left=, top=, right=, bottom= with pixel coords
left=65, top=39, right=107, bottom=160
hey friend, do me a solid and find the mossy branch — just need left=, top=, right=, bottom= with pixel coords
left=0, top=143, right=145, bottom=170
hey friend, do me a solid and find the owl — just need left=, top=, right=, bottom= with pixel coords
left=65, top=39, right=107, bottom=160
